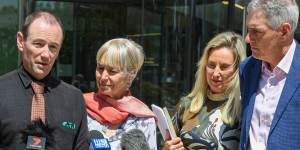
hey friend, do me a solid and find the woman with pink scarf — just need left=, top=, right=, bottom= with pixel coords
left=84, top=38, right=156, bottom=150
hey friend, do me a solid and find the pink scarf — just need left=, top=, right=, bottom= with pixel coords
left=84, top=91, right=155, bottom=126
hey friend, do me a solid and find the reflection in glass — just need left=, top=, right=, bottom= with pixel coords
left=17, top=0, right=247, bottom=148
left=0, top=0, right=18, bottom=74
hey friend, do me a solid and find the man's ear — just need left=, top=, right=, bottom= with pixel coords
left=279, top=23, right=292, bottom=39
left=16, top=32, right=24, bottom=52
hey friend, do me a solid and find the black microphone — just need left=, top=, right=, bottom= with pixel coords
left=21, top=119, right=55, bottom=150
left=89, top=130, right=111, bottom=150
left=89, top=130, right=104, bottom=139
left=120, top=128, right=150, bottom=150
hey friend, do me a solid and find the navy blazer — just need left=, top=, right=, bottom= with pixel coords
left=239, top=42, right=300, bottom=150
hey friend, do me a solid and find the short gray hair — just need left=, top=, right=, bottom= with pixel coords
left=96, top=38, right=145, bottom=74
left=247, top=0, right=299, bottom=32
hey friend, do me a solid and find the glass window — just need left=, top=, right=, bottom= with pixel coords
left=22, top=0, right=247, bottom=148
left=23, top=0, right=247, bottom=115
left=2, top=0, right=300, bottom=148
left=0, top=0, right=19, bottom=74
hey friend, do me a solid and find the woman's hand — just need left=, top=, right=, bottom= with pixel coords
left=162, top=130, right=184, bottom=150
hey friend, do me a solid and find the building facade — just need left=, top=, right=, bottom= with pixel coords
left=3, top=0, right=300, bottom=148
left=0, top=0, right=252, bottom=108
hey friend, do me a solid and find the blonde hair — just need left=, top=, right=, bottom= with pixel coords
left=96, top=38, right=145, bottom=75
left=187, top=32, right=246, bottom=126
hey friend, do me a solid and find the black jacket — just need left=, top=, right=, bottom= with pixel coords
left=0, top=67, right=89, bottom=150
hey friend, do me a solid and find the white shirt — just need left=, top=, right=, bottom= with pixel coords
left=248, top=40, right=296, bottom=150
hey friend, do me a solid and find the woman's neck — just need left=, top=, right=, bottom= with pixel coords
left=207, top=91, right=228, bottom=101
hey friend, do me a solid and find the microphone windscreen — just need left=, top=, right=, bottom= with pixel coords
left=21, top=119, right=55, bottom=148
left=120, top=128, right=150, bottom=150
left=89, top=130, right=104, bottom=139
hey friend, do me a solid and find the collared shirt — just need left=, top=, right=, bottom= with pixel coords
left=0, top=67, right=89, bottom=150
left=248, top=40, right=296, bottom=150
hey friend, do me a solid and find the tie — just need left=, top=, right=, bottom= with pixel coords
left=31, top=81, right=45, bottom=123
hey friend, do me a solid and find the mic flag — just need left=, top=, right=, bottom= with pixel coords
left=120, top=128, right=150, bottom=150
left=26, top=135, right=46, bottom=150
left=89, top=130, right=111, bottom=150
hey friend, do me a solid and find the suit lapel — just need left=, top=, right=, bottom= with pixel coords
left=244, top=59, right=262, bottom=143
left=269, top=43, right=300, bottom=134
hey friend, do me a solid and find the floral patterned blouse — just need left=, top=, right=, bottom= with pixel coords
left=172, top=97, right=240, bottom=150
left=87, top=115, right=157, bottom=150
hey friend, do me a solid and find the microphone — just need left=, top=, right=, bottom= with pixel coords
left=120, top=128, right=150, bottom=150
left=89, top=130, right=111, bottom=150
left=21, top=119, right=55, bottom=150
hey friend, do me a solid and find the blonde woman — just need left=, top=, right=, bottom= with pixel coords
left=164, top=32, right=246, bottom=150
left=84, top=38, right=157, bottom=150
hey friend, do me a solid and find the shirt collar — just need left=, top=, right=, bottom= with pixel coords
left=17, top=66, right=59, bottom=91
left=262, top=40, right=296, bottom=74
left=18, top=67, right=32, bottom=89
left=277, top=39, right=296, bottom=74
